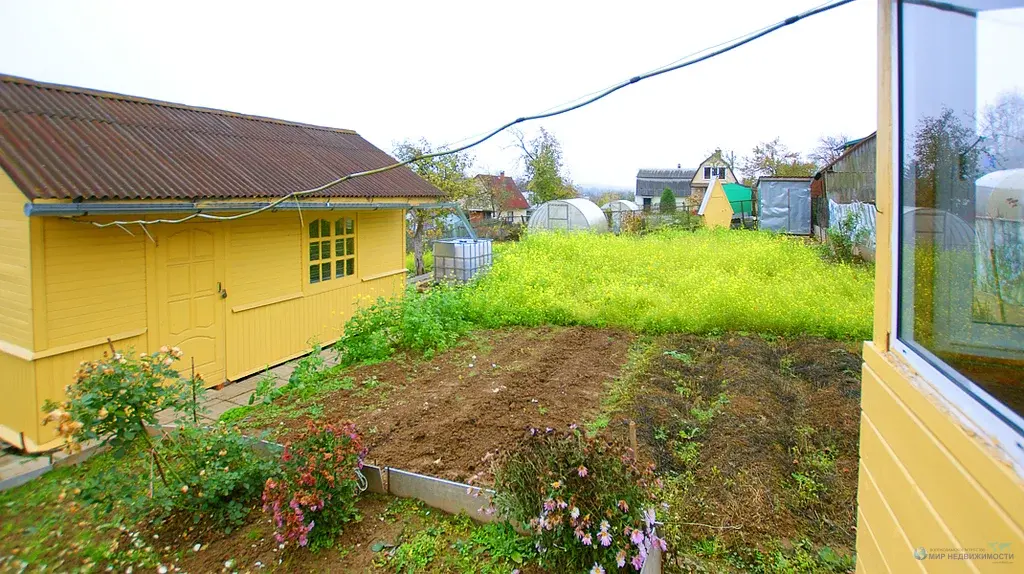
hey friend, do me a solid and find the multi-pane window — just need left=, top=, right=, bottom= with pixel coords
left=897, top=1, right=1024, bottom=428
left=308, top=217, right=356, bottom=284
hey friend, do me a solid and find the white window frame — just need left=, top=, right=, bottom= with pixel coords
left=888, top=0, right=1024, bottom=475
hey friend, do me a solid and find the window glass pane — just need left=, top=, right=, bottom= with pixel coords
left=346, top=237, right=354, bottom=256
left=346, top=258, right=354, bottom=276
left=335, top=218, right=344, bottom=236
left=309, top=242, right=319, bottom=261
left=898, top=1, right=1024, bottom=419
left=336, top=260, right=346, bottom=278
left=320, top=220, right=330, bottom=238
left=309, top=264, right=320, bottom=283
left=321, top=262, right=331, bottom=281
left=345, top=218, right=355, bottom=234
left=336, top=238, right=345, bottom=257
left=309, top=221, right=319, bottom=239
left=321, top=240, right=330, bottom=258
left=704, top=167, right=711, bottom=179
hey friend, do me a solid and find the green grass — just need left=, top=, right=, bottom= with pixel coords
left=405, top=250, right=434, bottom=275
left=0, top=445, right=164, bottom=571
left=460, top=229, right=873, bottom=339
left=378, top=498, right=536, bottom=573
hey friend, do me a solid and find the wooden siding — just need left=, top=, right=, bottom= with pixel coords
left=228, top=212, right=302, bottom=306
left=0, top=352, right=36, bottom=450
left=1, top=205, right=409, bottom=451
left=858, top=2, right=1024, bottom=571
left=858, top=344, right=1024, bottom=572
left=41, top=218, right=147, bottom=347
left=224, top=209, right=405, bottom=380
left=0, top=170, right=32, bottom=349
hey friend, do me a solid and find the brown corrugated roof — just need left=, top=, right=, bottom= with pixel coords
left=0, top=75, right=443, bottom=200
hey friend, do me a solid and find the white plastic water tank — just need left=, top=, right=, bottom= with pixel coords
left=433, top=239, right=493, bottom=282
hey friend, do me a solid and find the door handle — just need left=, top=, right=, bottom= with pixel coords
left=220, top=289, right=228, bottom=299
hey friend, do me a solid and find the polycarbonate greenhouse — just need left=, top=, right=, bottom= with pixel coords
left=601, top=200, right=641, bottom=232
left=528, top=198, right=609, bottom=232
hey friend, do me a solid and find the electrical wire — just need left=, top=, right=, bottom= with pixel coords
left=88, top=0, right=858, bottom=230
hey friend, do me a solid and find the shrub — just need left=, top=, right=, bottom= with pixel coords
left=335, top=284, right=470, bottom=366
left=824, top=211, right=870, bottom=263
left=262, top=421, right=368, bottom=549
left=659, top=189, right=677, bottom=213
left=491, top=428, right=665, bottom=573
left=43, top=347, right=192, bottom=456
left=158, top=424, right=279, bottom=531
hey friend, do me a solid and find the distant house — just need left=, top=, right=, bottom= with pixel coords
left=690, top=149, right=739, bottom=201
left=467, top=172, right=530, bottom=223
left=811, top=133, right=877, bottom=249
left=635, top=167, right=696, bottom=211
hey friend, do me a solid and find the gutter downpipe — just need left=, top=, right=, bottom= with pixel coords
left=24, top=200, right=478, bottom=239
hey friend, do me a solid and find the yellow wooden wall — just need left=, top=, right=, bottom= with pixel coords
left=856, top=2, right=1024, bottom=571
left=0, top=201, right=409, bottom=451
left=0, top=171, right=33, bottom=350
left=224, top=209, right=406, bottom=380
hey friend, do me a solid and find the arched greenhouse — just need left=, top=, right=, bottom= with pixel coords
left=601, top=200, right=641, bottom=232
left=528, top=198, right=609, bottom=232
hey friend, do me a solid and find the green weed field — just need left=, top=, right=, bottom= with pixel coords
left=461, top=229, right=873, bottom=339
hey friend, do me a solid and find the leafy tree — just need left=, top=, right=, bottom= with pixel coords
left=511, top=127, right=578, bottom=204
left=910, top=107, right=979, bottom=215
left=810, top=134, right=850, bottom=167
left=596, top=190, right=629, bottom=206
left=774, top=159, right=818, bottom=177
left=741, top=138, right=817, bottom=181
left=660, top=188, right=677, bottom=213
left=393, top=139, right=475, bottom=275
left=472, top=174, right=518, bottom=221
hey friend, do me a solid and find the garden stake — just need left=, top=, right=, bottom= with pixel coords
left=191, top=357, right=198, bottom=424
left=629, top=420, right=638, bottom=453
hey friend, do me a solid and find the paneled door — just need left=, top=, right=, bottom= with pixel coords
left=155, top=225, right=226, bottom=386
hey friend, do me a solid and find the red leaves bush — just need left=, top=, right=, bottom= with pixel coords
left=261, top=421, right=367, bottom=549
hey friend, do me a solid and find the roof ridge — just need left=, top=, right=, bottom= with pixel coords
left=0, top=103, right=366, bottom=148
left=0, top=73, right=359, bottom=135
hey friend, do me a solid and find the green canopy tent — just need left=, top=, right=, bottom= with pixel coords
left=723, top=183, right=753, bottom=218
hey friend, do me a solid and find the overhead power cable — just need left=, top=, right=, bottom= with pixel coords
left=88, top=0, right=858, bottom=230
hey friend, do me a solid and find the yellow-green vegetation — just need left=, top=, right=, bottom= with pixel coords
left=462, top=229, right=873, bottom=339
left=377, top=498, right=536, bottom=573
left=405, top=250, right=434, bottom=274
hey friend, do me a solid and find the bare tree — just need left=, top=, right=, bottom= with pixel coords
left=810, top=134, right=851, bottom=167
left=981, top=89, right=1024, bottom=170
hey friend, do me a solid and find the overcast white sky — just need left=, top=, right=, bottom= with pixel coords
left=0, top=0, right=876, bottom=189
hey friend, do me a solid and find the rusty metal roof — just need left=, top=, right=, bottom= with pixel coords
left=0, top=75, right=443, bottom=200
left=471, top=174, right=530, bottom=210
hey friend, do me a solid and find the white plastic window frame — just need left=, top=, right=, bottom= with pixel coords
left=888, top=0, right=1024, bottom=475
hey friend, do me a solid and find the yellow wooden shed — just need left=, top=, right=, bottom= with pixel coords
left=696, top=178, right=733, bottom=229
left=858, top=1, right=1024, bottom=571
left=0, top=75, right=444, bottom=452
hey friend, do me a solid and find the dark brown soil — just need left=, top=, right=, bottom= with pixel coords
left=273, top=327, right=633, bottom=482
left=169, top=494, right=406, bottom=573
left=629, top=334, right=861, bottom=566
